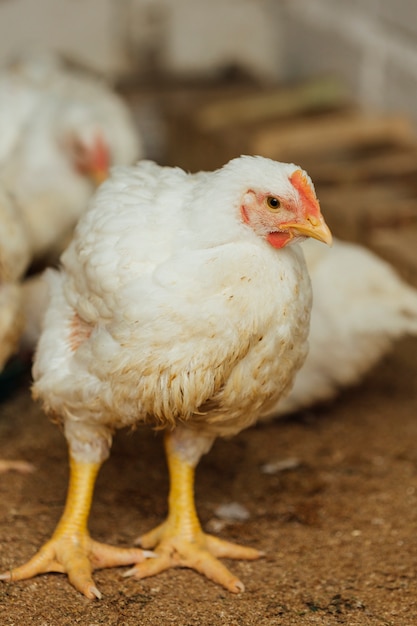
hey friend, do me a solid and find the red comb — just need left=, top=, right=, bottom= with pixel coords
left=93, top=133, right=110, bottom=172
left=289, top=169, right=320, bottom=216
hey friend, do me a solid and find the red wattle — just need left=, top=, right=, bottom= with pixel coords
left=266, top=232, right=292, bottom=249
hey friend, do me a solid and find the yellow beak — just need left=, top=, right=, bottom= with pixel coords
left=284, top=215, right=333, bottom=246
left=90, top=167, right=109, bottom=187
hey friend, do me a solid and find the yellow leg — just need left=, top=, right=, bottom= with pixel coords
left=128, top=431, right=263, bottom=593
left=0, top=456, right=152, bottom=599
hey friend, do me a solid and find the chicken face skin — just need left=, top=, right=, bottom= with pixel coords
left=66, top=131, right=110, bottom=186
left=240, top=171, right=332, bottom=250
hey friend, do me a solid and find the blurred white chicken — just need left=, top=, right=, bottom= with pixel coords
left=2, top=156, right=331, bottom=598
left=0, top=51, right=143, bottom=261
left=0, top=184, right=34, bottom=474
left=262, top=237, right=417, bottom=418
left=0, top=51, right=142, bottom=471
left=0, top=185, right=30, bottom=369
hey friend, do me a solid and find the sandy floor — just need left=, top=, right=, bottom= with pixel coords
left=0, top=335, right=416, bottom=626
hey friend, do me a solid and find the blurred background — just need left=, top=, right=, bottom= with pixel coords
left=0, top=0, right=415, bottom=118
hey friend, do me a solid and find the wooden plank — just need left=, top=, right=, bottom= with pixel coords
left=317, top=184, right=413, bottom=242
left=251, top=112, right=415, bottom=160
left=194, top=78, right=349, bottom=131
left=370, top=227, right=417, bottom=287
left=302, top=148, right=417, bottom=184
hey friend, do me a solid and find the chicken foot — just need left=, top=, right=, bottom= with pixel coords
left=128, top=429, right=263, bottom=593
left=0, top=459, right=35, bottom=473
left=0, top=455, right=153, bottom=599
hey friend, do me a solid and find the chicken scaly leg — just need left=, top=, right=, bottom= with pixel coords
left=127, top=429, right=263, bottom=593
left=0, top=455, right=152, bottom=599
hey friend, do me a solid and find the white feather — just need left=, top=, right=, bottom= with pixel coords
left=0, top=185, right=30, bottom=369
left=33, top=157, right=314, bottom=462
left=262, top=237, right=417, bottom=418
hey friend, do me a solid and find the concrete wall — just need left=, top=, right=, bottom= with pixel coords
left=277, top=0, right=417, bottom=122
left=125, top=0, right=281, bottom=80
left=0, top=0, right=415, bottom=121
left=0, top=0, right=129, bottom=77
left=0, top=0, right=280, bottom=80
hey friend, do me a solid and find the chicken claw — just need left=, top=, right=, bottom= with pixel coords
left=0, top=459, right=35, bottom=473
left=129, top=519, right=261, bottom=593
left=127, top=431, right=263, bottom=593
left=1, top=532, right=152, bottom=599
left=0, top=456, right=153, bottom=599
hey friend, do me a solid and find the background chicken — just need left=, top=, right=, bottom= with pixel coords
left=0, top=49, right=143, bottom=354
left=0, top=51, right=143, bottom=263
left=0, top=51, right=143, bottom=469
left=1, top=156, right=331, bottom=598
left=0, top=184, right=30, bottom=362
left=0, top=183, right=31, bottom=370
left=0, top=183, right=34, bottom=473
left=261, top=237, right=417, bottom=419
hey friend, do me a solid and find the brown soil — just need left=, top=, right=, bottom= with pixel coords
left=0, top=336, right=416, bottom=626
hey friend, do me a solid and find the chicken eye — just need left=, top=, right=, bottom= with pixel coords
left=266, top=196, right=281, bottom=211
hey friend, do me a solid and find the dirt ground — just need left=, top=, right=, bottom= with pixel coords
left=0, top=336, right=416, bottom=626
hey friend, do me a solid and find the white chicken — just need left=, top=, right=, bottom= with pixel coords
left=0, top=68, right=42, bottom=167
left=2, top=156, right=331, bottom=598
left=0, top=184, right=35, bottom=474
left=20, top=273, right=49, bottom=355
left=262, top=237, right=417, bottom=418
left=0, top=184, right=31, bottom=369
left=0, top=184, right=30, bottom=372
left=0, top=51, right=143, bottom=261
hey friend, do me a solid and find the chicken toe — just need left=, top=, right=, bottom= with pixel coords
left=130, top=521, right=261, bottom=592
left=0, top=459, right=35, bottom=473
left=1, top=533, right=151, bottom=599
left=127, top=431, right=263, bottom=592
left=0, top=455, right=152, bottom=598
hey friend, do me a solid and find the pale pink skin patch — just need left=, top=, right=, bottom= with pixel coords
left=75, top=133, right=110, bottom=179
left=68, top=312, right=93, bottom=351
left=240, top=170, right=321, bottom=250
